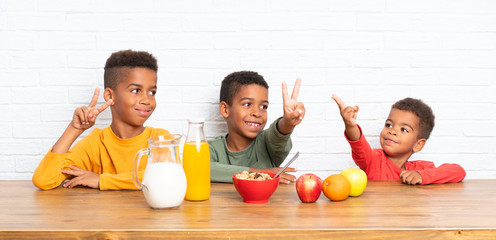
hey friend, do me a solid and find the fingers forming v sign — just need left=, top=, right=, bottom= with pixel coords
left=282, top=78, right=305, bottom=124
left=87, top=88, right=113, bottom=121
left=72, top=88, right=113, bottom=130
left=332, top=94, right=359, bottom=127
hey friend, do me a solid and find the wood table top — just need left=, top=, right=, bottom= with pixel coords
left=1, top=180, right=496, bottom=239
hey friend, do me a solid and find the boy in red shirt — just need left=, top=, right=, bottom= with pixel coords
left=332, top=95, right=465, bottom=185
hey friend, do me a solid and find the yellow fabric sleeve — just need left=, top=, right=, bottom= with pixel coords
left=32, top=127, right=170, bottom=190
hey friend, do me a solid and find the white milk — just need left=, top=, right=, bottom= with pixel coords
left=141, top=162, right=187, bottom=209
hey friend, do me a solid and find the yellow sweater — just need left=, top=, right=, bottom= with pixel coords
left=32, top=126, right=169, bottom=190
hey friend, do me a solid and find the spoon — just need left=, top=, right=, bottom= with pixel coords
left=274, top=152, right=299, bottom=179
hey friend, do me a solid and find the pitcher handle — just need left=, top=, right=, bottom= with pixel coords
left=133, top=148, right=149, bottom=190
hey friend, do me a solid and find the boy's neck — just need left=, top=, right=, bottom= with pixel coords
left=225, top=134, right=254, bottom=152
left=387, top=153, right=413, bottom=170
left=110, top=122, right=146, bottom=139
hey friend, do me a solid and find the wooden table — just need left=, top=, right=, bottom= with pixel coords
left=1, top=180, right=496, bottom=239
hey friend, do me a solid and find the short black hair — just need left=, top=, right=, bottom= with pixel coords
left=104, top=50, right=158, bottom=90
left=392, top=98, right=435, bottom=140
left=220, top=71, right=269, bottom=105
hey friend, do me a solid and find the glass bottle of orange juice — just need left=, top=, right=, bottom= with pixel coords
left=183, top=119, right=210, bottom=201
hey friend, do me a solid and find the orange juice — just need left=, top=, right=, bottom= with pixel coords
left=183, top=141, right=210, bottom=201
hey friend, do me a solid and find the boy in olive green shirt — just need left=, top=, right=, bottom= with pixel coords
left=209, top=71, right=305, bottom=183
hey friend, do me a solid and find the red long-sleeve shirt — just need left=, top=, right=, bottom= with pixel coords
left=346, top=126, right=466, bottom=185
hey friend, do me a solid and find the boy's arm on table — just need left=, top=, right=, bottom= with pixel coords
left=208, top=131, right=297, bottom=184
left=32, top=149, right=75, bottom=190
left=414, top=161, right=466, bottom=185
left=32, top=128, right=103, bottom=190
left=99, top=171, right=145, bottom=190
left=210, top=161, right=297, bottom=184
left=250, top=166, right=296, bottom=184
left=208, top=140, right=249, bottom=183
left=211, top=162, right=249, bottom=183
left=34, top=140, right=148, bottom=190
left=38, top=121, right=88, bottom=189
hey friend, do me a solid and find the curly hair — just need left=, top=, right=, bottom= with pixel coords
left=220, top=71, right=269, bottom=105
left=392, top=98, right=435, bottom=140
left=104, top=50, right=158, bottom=90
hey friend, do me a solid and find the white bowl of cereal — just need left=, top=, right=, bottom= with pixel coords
left=232, top=171, right=280, bottom=204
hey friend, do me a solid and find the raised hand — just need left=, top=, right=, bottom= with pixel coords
left=332, top=94, right=359, bottom=128
left=279, top=79, right=305, bottom=133
left=62, top=165, right=100, bottom=189
left=71, top=88, right=113, bottom=131
left=332, top=94, right=361, bottom=141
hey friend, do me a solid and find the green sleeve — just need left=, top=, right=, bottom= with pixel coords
left=209, top=139, right=249, bottom=183
left=264, top=117, right=292, bottom=167
left=211, top=162, right=249, bottom=183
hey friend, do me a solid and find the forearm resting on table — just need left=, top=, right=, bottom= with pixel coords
left=418, top=164, right=466, bottom=185
left=99, top=171, right=144, bottom=190
left=211, top=163, right=248, bottom=183
left=32, top=155, right=68, bottom=190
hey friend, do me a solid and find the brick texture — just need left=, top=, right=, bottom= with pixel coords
left=0, top=0, right=495, bottom=180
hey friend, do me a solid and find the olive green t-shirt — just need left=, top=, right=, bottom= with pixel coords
left=208, top=118, right=292, bottom=183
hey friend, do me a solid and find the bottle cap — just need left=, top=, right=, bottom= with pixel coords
left=188, top=118, right=205, bottom=123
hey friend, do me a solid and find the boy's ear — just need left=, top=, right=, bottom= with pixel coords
left=219, top=101, right=229, bottom=119
left=103, top=88, right=114, bottom=105
left=413, top=138, right=426, bottom=153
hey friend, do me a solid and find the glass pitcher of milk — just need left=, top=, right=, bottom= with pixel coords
left=132, top=134, right=187, bottom=209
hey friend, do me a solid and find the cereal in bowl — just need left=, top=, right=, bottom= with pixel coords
left=235, top=171, right=273, bottom=181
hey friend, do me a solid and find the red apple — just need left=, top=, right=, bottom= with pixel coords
left=296, top=173, right=323, bottom=203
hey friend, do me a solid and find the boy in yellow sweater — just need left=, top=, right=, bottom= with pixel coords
left=32, top=50, right=169, bottom=190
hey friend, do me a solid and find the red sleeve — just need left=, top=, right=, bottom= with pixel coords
left=346, top=125, right=372, bottom=172
left=414, top=162, right=466, bottom=185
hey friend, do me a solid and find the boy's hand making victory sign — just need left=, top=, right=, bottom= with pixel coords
left=279, top=78, right=305, bottom=133
left=52, top=87, right=113, bottom=153
left=71, top=88, right=113, bottom=131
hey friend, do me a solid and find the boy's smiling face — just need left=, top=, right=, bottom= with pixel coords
left=222, top=84, right=269, bottom=142
left=107, top=67, right=157, bottom=129
left=380, top=108, right=425, bottom=158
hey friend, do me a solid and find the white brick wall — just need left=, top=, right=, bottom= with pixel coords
left=0, top=0, right=495, bottom=180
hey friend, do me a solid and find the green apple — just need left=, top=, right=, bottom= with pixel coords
left=340, top=168, right=367, bottom=197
